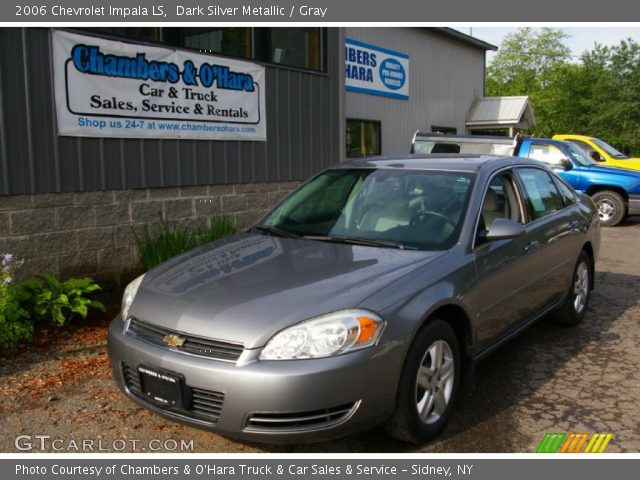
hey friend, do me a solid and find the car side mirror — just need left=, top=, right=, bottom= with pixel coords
left=559, top=158, right=573, bottom=170
left=546, top=157, right=573, bottom=171
left=483, top=218, right=525, bottom=242
left=590, top=151, right=604, bottom=162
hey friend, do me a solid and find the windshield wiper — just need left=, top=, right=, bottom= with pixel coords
left=252, top=224, right=300, bottom=239
left=302, top=234, right=415, bottom=250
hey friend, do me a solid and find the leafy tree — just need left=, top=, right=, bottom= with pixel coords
left=486, top=28, right=572, bottom=137
left=486, top=28, right=571, bottom=96
left=486, top=28, right=640, bottom=156
left=581, top=39, right=640, bottom=155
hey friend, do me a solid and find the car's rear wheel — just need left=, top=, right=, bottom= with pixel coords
left=385, top=319, right=460, bottom=443
left=552, top=250, right=592, bottom=326
left=591, top=190, right=625, bottom=227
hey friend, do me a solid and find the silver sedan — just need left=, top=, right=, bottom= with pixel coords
left=108, top=155, right=600, bottom=444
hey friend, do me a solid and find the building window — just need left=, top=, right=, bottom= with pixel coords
left=432, top=126, right=457, bottom=135
left=82, top=28, right=162, bottom=43
left=266, top=28, right=323, bottom=70
left=81, top=28, right=325, bottom=72
left=470, top=129, right=510, bottom=136
left=347, top=119, right=381, bottom=157
left=172, top=28, right=253, bottom=59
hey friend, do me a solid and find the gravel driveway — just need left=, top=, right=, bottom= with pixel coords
left=2, top=220, right=639, bottom=453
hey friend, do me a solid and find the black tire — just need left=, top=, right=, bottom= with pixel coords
left=552, top=251, right=592, bottom=326
left=591, top=190, right=625, bottom=227
left=385, top=319, right=461, bottom=443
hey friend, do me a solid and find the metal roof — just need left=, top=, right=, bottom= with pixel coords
left=429, top=28, right=498, bottom=51
left=466, top=96, right=536, bottom=127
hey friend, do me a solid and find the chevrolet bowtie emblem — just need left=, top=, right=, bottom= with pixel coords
left=163, top=334, right=186, bottom=348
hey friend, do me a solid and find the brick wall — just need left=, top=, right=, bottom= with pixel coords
left=0, top=181, right=298, bottom=291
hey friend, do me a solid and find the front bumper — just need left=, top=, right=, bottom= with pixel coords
left=107, top=316, right=405, bottom=443
left=628, top=194, right=640, bottom=216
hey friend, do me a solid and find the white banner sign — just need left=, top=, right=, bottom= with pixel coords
left=345, top=38, right=409, bottom=100
left=53, top=30, right=266, bottom=140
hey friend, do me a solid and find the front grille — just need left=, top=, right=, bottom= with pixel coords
left=245, top=402, right=358, bottom=431
left=122, top=363, right=142, bottom=392
left=122, top=363, right=224, bottom=424
left=191, top=388, right=225, bottom=419
left=127, top=317, right=244, bottom=362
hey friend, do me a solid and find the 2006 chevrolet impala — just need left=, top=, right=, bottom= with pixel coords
left=108, top=155, right=600, bottom=443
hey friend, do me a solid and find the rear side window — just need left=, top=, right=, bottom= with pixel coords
left=527, top=143, right=567, bottom=167
left=554, top=177, right=576, bottom=207
left=515, top=168, right=564, bottom=221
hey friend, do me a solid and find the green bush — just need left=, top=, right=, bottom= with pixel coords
left=135, top=217, right=238, bottom=270
left=1, top=253, right=33, bottom=349
left=194, top=216, right=238, bottom=245
left=19, top=273, right=106, bottom=327
left=0, top=284, right=32, bottom=350
left=134, top=221, right=193, bottom=271
left=1, top=252, right=108, bottom=349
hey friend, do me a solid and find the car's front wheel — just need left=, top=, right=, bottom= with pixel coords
left=591, top=190, right=625, bottom=227
left=552, top=250, right=592, bottom=326
left=386, top=319, right=460, bottom=443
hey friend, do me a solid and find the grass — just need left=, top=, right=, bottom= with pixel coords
left=134, top=217, right=238, bottom=270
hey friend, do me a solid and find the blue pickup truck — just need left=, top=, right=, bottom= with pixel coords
left=412, top=133, right=640, bottom=226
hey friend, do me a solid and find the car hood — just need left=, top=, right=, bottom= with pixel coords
left=129, top=233, right=443, bottom=349
left=582, top=163, right=640, bottom=181
left=606, top=158, right=640, bottom=171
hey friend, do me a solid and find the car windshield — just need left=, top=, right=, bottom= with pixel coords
left=592, top=138, right=629, bottom=159
left=260, top=168, right=474, bottom=251
left=564, top=142, right=598, bottom=166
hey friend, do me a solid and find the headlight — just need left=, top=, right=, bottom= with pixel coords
left=259, top=309, right=385, bottom=360
left=121, top=273, right=145, bottom=322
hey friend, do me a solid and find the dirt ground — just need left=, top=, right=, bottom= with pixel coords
left=1, top=220, right=639, bottom=453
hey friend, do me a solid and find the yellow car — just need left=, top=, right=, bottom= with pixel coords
left=553, top=134, right=640, bottom=171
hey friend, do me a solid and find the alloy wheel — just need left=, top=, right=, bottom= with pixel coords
left=597, top=199, right=617, bottom=223
left=573, top=261, right=590, bottom=314
left=415, top=340, right=455, bottom=425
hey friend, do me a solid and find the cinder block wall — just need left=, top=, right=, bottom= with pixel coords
left=0, top=182, right=298, bottom=291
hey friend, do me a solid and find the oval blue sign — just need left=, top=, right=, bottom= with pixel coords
left=379, top=58, right=406, bottom=91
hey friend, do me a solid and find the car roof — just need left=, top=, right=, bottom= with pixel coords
left=528, top=137, right=577, bottom=147
left=553, top=134, right=593, bottom=141
left=335, top=153, right=543, bottom=173
left=413, top=132, right=514, bottom=144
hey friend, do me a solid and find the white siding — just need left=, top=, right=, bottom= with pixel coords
left=345, top=27, right=486, bottom=155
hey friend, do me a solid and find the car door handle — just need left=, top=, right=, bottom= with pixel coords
left=524, top=241, right=539, bottom=253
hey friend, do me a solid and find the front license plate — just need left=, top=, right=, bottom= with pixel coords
left=138, top=365, right=185, bottom=408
